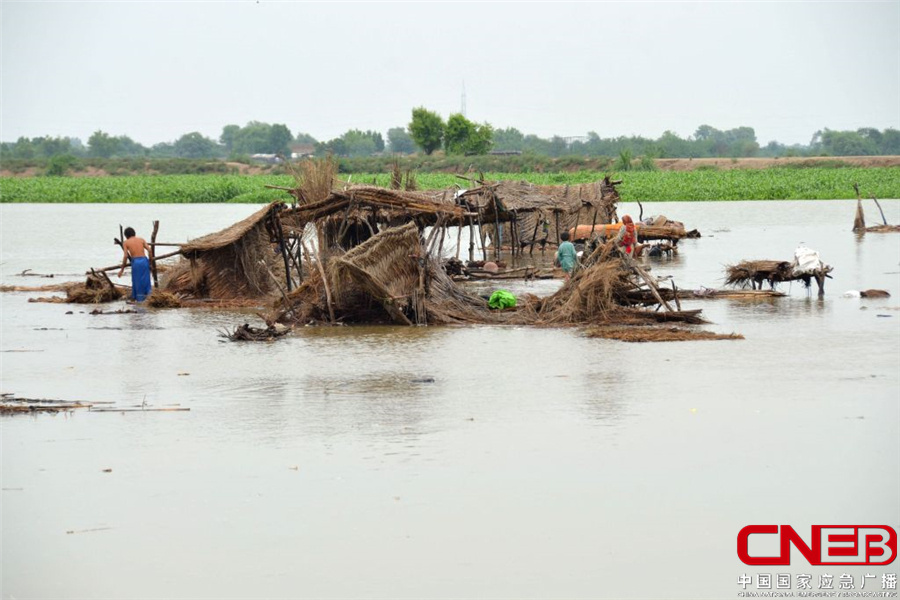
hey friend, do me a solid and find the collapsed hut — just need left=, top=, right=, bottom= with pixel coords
left=162, top=202, right=290, bottom=300
left=270, top=220, right=705, bottom=329
left=454, top=177, right=622, bottom=258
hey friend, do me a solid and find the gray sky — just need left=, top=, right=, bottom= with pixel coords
left=2, top=0, right=899, bottom=147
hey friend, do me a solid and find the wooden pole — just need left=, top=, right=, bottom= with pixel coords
left=91, top=249, right=181, bottom=274
left=468, top=216, right=475, bottom=263
left=438, top=223, right=447, bottom=258
left=529, top=213, right=540, bottom=256
left=871, top=195, right=889, bottom=226
left=492, top=198, right=502, bottom=261
left=272, top=213, right=292, bottom=292
left=554, top=211, right=561, bottom=245
left=631, top=261, right=674, bottom=312
left=477, top=210, right=488, bottom=261
left=150, top=220, right=160, bottom=289
left=510, top=210, right=519, bottom=258
left=670, top=279, right=682, bottom=311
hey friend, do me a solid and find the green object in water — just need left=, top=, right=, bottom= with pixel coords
left=488, top=290, right=517, bottom=309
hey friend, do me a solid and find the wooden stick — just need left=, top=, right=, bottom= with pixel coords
left=630, top=261, right=674, bottom=312
left=468, top=216, right=475, bottom=263
left=529, top=213, right=540, bottom=256
left=259, top=259, right=292, bottom=314
left=670, top=279, right=682, bottom=311
left=871, top=195, right=889, bottom=226
left=554, top=211, right=560, bottom=246
left=477, top=210, right=488, bottom=261
left=150, top=220, right=160, bottom=289
left=91, top=249, right=181, bottom=274
left=91, top=268, right=118, bottom=297
left=510, top=210, right=519, bottom=258
left=492, top=195, right=502, bottom=261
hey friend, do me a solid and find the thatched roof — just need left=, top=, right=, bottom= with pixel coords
left=281, top=185, right=469, bottom=229
left=458, top=178, right=621, bottom=223
left=181, top=202, right=281, bottom=256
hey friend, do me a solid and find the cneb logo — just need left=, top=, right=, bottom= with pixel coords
left=737, top=525, right=897, bottom=566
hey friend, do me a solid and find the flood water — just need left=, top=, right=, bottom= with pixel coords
left=1, top=200, right=899, bottom=599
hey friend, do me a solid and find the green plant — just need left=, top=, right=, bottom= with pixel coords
left=45, top=154, right=78, bottom=176
left=638, top=155, right=658, bottom=171
left=615, top=149, right=634, bottom=171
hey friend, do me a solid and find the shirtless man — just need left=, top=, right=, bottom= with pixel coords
left=117, top=227, right=153, bottom=301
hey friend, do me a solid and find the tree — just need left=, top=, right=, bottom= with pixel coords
left=387, top=127, right=416, bottom=154
left=88, top=130, right=120, bottom=158
left=149, top=142, right=176, bottom=158
left=492, top=127, right=524, bottom=152
left=294, top=132, right=318, bottom=145
left=443, top=114, right=493, bottom=155
left=367, top=130, right=385, bottom=153
left=11, top=137, right=36, bottom=159
left=116, top=135, right=147, bottom=157
left=443, top=114, right=474, bottom=155
left=341, top=130, right=377, bottom=157
left=268, top=124, right=293, bottom=156
left=881, top=129, right=900, bottom=154
left=220, top=125, right=240, bottom=153
left=174, top=132, right=219, bottom=158
left=408, top=107, right=444, bottom=155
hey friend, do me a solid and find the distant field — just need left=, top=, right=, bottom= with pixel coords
left=1, top=168, right=898, bottom=203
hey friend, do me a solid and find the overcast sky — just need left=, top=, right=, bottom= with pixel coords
left=1, top=1, right=898, bottom=147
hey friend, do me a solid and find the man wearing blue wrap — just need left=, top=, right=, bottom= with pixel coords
left=117, top=227, right=153, bottom=301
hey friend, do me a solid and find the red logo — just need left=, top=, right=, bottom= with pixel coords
left=737, top=525, right=897, bottom=565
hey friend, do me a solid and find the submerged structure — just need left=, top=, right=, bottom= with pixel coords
left=11, top=163, right=724, bottom=341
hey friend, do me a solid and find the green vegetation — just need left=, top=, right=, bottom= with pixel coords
left=443, top=114, right=493, bottom=155
left=2, top=168, right=898, bottom=204
left=408, top=108, right=444, bottom=155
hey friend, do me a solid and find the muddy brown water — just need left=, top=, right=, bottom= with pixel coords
left=1, top=201, right=899, bottom=599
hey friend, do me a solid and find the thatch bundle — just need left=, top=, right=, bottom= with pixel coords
left=64, top=273, right=122, bottom=304
left=530, top=262, right=634, bottom=324
left=146, top=290, right=182, bottom=308
left=725, top=260, right=793, bottom=288
left=585, top=326, right=743, bottom=343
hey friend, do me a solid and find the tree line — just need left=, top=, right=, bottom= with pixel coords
left=3, top=110, right=899, bottom=163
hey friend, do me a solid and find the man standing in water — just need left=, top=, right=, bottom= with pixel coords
left=117, top=227, right=153, bottom=301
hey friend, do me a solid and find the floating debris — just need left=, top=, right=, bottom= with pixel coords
left=585, top=326, right=744, bottom=343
